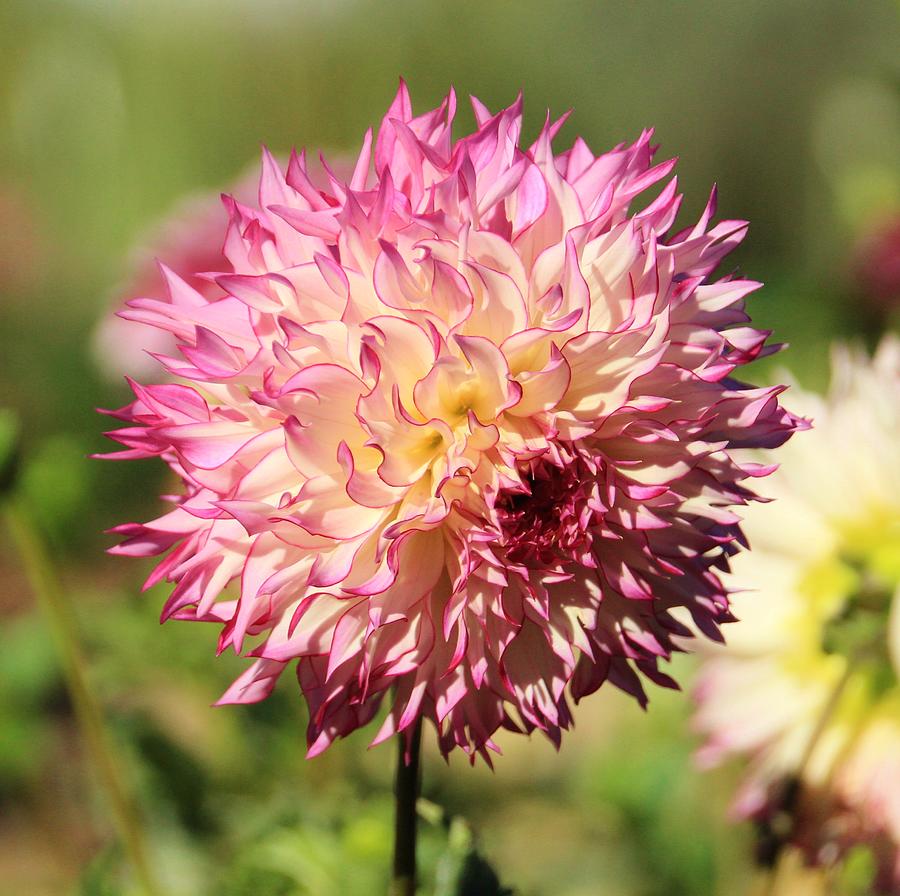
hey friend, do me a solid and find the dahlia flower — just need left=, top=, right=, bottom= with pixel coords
left=102, top=84, right=800, bottom=762
left=693, top=337, right=900, bottom=887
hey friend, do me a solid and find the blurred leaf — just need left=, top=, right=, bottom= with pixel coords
left=342, top=813, right=388, bottom=862
left=0, top=714, right=47, bottom=785
left=0, top=407, right=20, bottom=493
left=78, top=845, right=123, bottom=896
left=431, top=813, right=513, bottom=896
left=211, top=795, right=394, bottom=896
left=433, top=816, right=473, bottom=896
left=130, top=721, right=217, bottom=836
left=0, top=614, right=59, bottom=788
left=0, top=612, right=60, bottom=705
left=456, top=851, right=514, bottom=896
left=19, top=434, right=94, bottom=548
left=219, top=867, right=300, bottom=896
left=835, top=845, right=877, bottom=895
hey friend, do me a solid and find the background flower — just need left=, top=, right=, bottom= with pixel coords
left=91, top=189, right=241, bottom=382
left=851, top=215, right=900, bottom=325
left=693, top=336, right=900, bottom=889
left=92, top=159, right=357, bottom=382
left=102, top=85, right=800, bottom=762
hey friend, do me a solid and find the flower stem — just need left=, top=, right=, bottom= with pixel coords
left=391, top=718, right=422, bottom=896
left=3, top=499, right=163, bottom=896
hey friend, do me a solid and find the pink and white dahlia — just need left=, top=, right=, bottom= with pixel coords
left=102, top=84, right=801, bottom=762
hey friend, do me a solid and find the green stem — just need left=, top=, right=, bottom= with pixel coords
left=4, top=499, right=162, bottom=896
left=391, top=719, right=422, bottom=896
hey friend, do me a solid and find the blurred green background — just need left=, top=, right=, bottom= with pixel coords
left=0, top=1, right=899, bottom=894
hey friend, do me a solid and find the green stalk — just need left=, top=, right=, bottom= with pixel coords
left=4, top=498, right=162, bottom=896
left=391, top=719, right=423, bottom=896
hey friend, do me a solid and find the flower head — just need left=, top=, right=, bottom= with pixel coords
left=693, top=337, right=900, bottom=887
left=102, top=84, right=800, bottom=762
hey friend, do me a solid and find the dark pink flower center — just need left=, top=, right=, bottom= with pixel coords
left=495, top=449, right=603, bottom=570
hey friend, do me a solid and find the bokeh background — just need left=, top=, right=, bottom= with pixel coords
left=1, top=1, right=899, bottom=894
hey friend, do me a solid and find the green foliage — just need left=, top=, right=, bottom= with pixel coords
left=429, top=810, right=513, bottom=896
left=79, top=847, right=123, bottom=896
left=19, top=434, right=95, bottom=549
left=835, top=845, right=877, bottom=895
left=211, top=798, right=393, bottom=896
left=0, top=614, right=59, bottom=789
left=0, top=408, right=20, bottom=494
left=455, top=851, right=513, bottom=896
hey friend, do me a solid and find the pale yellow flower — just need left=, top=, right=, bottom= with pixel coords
left=693, top=337, right=900, bottom=888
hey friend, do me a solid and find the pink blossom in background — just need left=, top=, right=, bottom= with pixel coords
left=852, top=215, right=900, bottom=320
left=101, top=84, right=802, bottom=762
left=94, top=160, right=356, bottom=381
left=92, top=176, right=256, bottom=381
